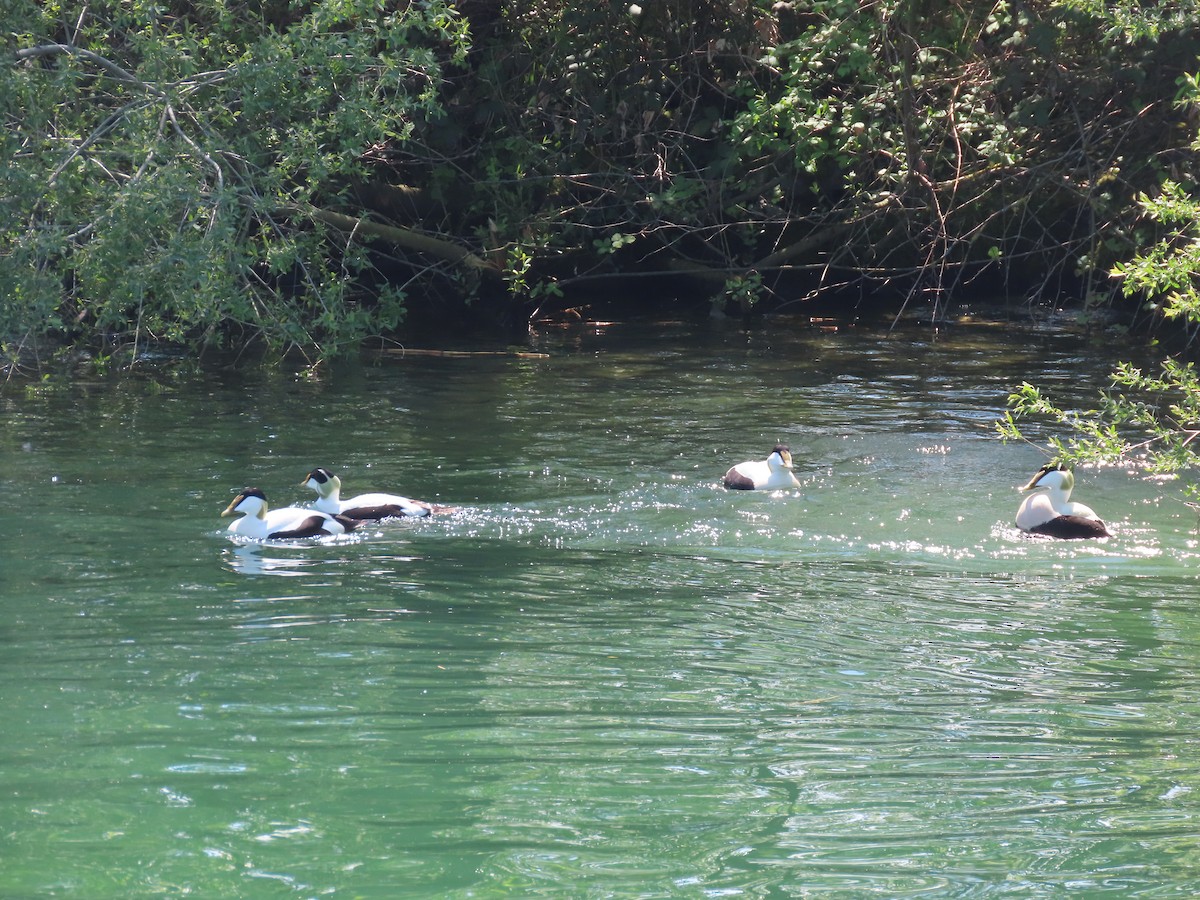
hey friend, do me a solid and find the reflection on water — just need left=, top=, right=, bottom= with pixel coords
left=3, top=317, right=1200, bottom=897
left=224, top=543, right=326, bottom=576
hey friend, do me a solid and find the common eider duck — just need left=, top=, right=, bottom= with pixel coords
left=301, top=467, right=434, bottom=520
left=221, top=487, right=359, bottom=540
left=1015, top=464, right=1109, bottom=539
left=723, top=445, right=801, bottom=491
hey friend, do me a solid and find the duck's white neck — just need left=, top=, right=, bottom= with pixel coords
left=312, top=475, right=342, bottom=502
left=1043, top=485, right=1072, bottom=513
left=240, top=497, right=268, bottom=519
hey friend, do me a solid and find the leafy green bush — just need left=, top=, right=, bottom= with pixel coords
left=1, top=0, right=466, bottom=367
left=5, top=0, right=1200, bottom=370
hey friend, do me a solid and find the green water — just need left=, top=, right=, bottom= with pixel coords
left=3, top=317, right=1199, bottom=897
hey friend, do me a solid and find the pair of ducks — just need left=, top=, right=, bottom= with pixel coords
left=222, top=467, right=436, bottom=540
left=724, top=446, right=1109, bottom=540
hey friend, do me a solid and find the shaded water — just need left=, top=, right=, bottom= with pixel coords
left=3, top=316, right=1200, bottom=897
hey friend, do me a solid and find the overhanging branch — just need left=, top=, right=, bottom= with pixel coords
left=283, top=205, right=499, bottom=275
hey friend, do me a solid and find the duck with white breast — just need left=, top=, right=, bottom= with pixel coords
left=301, top=466, right=439, bottom=521
left=1015, top=463, right=1109, bottom=539
left=723, top=444, right=801, bottom=491
left=222, top=487, right=359, bottom=540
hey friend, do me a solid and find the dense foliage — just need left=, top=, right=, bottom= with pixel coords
left=2, top=0, right=469, bottom=365
left=3, top=0, right=1199, bottom=368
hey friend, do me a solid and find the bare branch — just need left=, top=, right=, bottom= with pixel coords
left=282, top=206, right=499, bottom=274
left=14, top=43, right=162, bottom=95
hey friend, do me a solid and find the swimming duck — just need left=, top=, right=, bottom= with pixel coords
left=221, top=487, right=359, bottom=540
left=301, top=467, right=434, bottom=520
left=1015, top=464, right=1109, bottom=539
left=723, top=444, right=801, bottom=491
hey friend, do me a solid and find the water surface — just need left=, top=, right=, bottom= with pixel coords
left=3, top=315, right=1199, bottom=897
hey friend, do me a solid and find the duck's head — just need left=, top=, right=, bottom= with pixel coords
left=302, top=467, right=341, bottom=498
left=223, top=487, right=268, bottom=519
left=1020, top=464, right=1074, bottom=496
left=768, top=445, right=794, bottom=471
